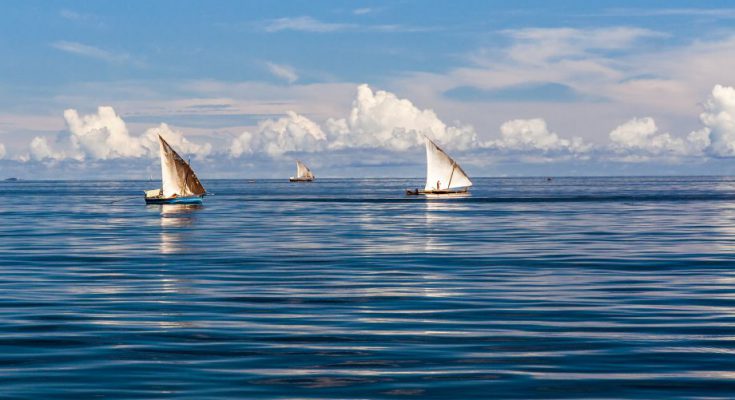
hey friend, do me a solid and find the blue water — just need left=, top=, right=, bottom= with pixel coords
left=3, top=177, right=735, bottom=399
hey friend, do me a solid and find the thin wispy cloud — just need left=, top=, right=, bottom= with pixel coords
left=260, top=15, right=430, bottom=33
left=353, top=8, right=374, bottom=15
left=59, top=9, right=105, bottom=27
left=263, top=16, right=350, bottom=33
left=51, top=41, right=141, bottom=66
left=501, top=26, right=665, bottom=64
left=60, top=9, right=84, bottom=21
left=602, top=8, right=735, bottom=18
left=265, top=62, right=298, bottom=83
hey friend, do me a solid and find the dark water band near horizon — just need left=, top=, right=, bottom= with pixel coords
left=3, top=177, right=735, bottom=399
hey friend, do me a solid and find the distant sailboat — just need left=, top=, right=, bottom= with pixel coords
left=289, top=160, right=315, bottom=182
left=406, top=136, right=472, bottom=195
left=144, top=135, right=207, bottom=204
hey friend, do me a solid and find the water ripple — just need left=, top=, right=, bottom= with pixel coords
left=1, top=177, right=735, bottom=398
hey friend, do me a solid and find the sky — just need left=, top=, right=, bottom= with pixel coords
left=3, top=0, right=735, bottom=179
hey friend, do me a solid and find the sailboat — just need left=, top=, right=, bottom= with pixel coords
left=144, top=135, right=207, bottom=204
left=289, top=160, right=315, bottom=182
left=406, top=136, right=472, bottom=195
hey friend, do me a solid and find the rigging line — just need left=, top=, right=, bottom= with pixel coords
left=109, top=195, right=139, bottom=205
left=447, top=162, right=456, bottom=188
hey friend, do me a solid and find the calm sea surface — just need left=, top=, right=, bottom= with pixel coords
left=3, top=177, right=735, bottom=399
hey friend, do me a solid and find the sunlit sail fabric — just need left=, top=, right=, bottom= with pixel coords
left=295, top=160, right=315, bottom=179
left=424, top=137, right=472, bottom=191
left=159, top=135, right=206, bottom=198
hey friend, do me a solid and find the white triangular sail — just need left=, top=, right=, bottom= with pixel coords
left=424, top=137, right=472, bottom=191
left=295, top=160, right=315, bottom=179
left=159, top=135, right=206, bottom=198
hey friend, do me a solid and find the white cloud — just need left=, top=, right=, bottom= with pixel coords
left=503, top=27, right=663, bottom=65
left=51, top=41, right=139, bottom=66
left=229, top=84, right=478, bottom=157
left=604, top=84, right=735, bottom=160
left=265, top=62, right=298, bottom=83
left=353, top=8, right=373, bottom=15
left=29, top=136, right=76, bottom=161
left=696, top=84, right=735, bottom=157
left=64, top=106, right=145, bottom=159
left=263, top=16, right=349, bottom=33
left=0, top=143, right=5, bottom=159
left=230, top=111, right=326, bottom=157
left=59, top=9, right=104, bottom=27
left=142, top=123, right=212, bottom=160
left=60, top=9, right=84, bottom=21
left=605, top=84, right=735, bottom=160
left=608, top=117, right=708, bottom=160
left=603, top=8, right=735, bottom=18
left=327, top=84, right=478, bottom=151
left=259, top=16, right=425, bottom=34
left=28, top=106, right=210, bottom=161
left=490, top=118, right=590, bottom=154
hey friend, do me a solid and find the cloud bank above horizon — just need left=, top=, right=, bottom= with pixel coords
left=7, top=83, right=735, bottom=171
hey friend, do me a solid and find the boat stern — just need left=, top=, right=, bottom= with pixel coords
left=144, top=188, right=162, bottom=198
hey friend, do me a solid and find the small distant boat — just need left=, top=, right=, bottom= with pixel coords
left=144, top=135, right=207, bottom=204
left=406, top=136, right=472, bottom=195
left=289, top=160, right=315, bottom=182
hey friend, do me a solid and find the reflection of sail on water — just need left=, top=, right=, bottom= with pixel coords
left=424, top=137, right=472, bottom=191
left=159, top=136, right=206, bottom=198
left=159, top=204, right=201, bottom=254
left=424, top=200, right=472, bottom=252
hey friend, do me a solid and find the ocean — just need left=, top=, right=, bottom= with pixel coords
left=2, top=177, right=735, bottom=399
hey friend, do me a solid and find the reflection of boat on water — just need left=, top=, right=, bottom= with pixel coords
left=145, top=135, right=207, bottom=205
left=406, top=136, right=472, bottom=196
left=158, top=204, right=202, bottom=254
left=158, top=203, right=202, bottom=224
left=289, top=160, right=315, bottom=182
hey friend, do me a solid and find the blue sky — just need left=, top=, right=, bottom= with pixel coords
left=2, top=1, right=735, bottom=178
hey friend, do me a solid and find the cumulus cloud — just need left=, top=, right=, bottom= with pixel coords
left=604, top=84, right=735, bottom=160
left=28, top=106, right=210, bottom=162
left=696, top=84, right=735, bottom=157
left=327, top=84, right=478, bottom=151
left=64, top=106, right=144, bottom=159
left=489, top=118, right=590, bottom=154
left=142, top=123, right=212, bottom=160
left=230, top=111, right=326, bottom=157
left=29, top=136, right=80, bottom=161
left=609, top=117, right=688, bottom=155
left=229, top=84, right=478, bottom=158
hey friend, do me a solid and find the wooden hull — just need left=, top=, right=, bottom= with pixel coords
left=145, top=195, right=204, bottom=205
left=289, top=177, right=314, bottom=182
left=406, top=188, right=469, bottom=196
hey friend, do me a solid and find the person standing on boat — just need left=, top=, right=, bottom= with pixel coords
left=436, top=180, right=441, bottom=190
